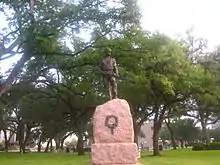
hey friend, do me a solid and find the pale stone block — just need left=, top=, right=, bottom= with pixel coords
left=92, top=143, right=138, bottom=164
left=93, top=99, right=134, bottom=143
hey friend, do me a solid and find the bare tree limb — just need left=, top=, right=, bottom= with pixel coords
left=0, top=37, right=21, bottom=57
left=3, top=29, right=19, bottom=40
left=0, top=54, right=29, bottom=97
left=0, top=51, right=23, bottom=61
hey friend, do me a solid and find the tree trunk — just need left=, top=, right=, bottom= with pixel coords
left=170, top=134, right=177, bottom=149
left=44, top=138, right=51, bottom=153
left=201, top=121, right=209, bottom=144
left=75, top=121, right=86, bottom=156
left=134, top=132, right=139, bottom=145
left=77, top=132, right=84, bottom=155
left=152, top=105, right=166, bottom=156
left=152, top=123, right=160, bottom=156
left=3, top=129, right=8, bottom=152
left=180, top=139, right=184, bottom=148
left=165, top=120, right=177, bottom=149
left=55, top=139, right=60, bottom=150
left=50, top=139, right=53, bottom=151
left=60, top=139, right=65, bottom=150
left=18, top=124, right=25, bottom=153
left=37, top=141, right=41, bottom=152
left=37, top=135, right=42, bottom=152
left=24, top=126, right=31, bottom=149
left=21, top=142, right=26, bottom=153
left=20, top=124, right=31, bottom=154
left=133, top=124, right=141, bottom=145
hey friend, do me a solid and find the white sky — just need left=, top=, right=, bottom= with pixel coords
left=138, top=0, right=220, bottom=49
left=1, top=0, right=220, bottom=72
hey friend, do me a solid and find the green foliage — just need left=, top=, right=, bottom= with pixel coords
left=0, top=142, right=5, bottom=151
left=209, top=128, right=220, bottom=141
left=161, top=119, right=200, bottom=141
left=192, top=142, right=220, bottom=151
left=192, top=143, right=206, bottom=151
left=206, top=142, right=220, bottom=150
left=174, top=119, right=200, bottom=141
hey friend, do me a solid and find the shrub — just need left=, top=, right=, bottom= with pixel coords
left=192, top=143, right=206, bottom=151
left=0, top=142, right=5, bottom=151
left=192, top=142, right=220, bottom=151
left=206, top=142, right=220, bottom=150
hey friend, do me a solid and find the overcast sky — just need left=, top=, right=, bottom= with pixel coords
left=138, top=0, right=220, bottom=49
left=1, top=0, right=220, bottom=72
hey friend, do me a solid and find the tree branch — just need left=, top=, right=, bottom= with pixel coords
left=0, top=54, right=29, bottom=97
left=38, top=30, right=112, bottom=57
left=0, top=51, right=23, bottom=61
left=138, top=108, right=154, bottom=126
left=0, top=37, right=21, bottom=58
left=3, top=29, right=19, bottom=40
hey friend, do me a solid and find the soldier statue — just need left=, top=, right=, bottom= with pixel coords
left=99, top=48, right=119, bottom=100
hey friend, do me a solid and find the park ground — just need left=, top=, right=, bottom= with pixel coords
left=0, top=149, right=219, bottom=165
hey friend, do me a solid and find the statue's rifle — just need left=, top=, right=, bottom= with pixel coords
left=95, top=70, right=135, bottom=83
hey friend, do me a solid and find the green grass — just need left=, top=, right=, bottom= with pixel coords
left=140, top=149, right=220, bottom=165
left=0, top=149, right=219, bottom=165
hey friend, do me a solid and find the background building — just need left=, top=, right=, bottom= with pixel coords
left=138, top=121, right=154, bottom=150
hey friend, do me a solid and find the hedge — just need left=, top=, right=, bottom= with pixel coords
left=192, top=142, right=220, bottom=151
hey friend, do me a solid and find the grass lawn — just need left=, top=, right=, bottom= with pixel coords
left=0, top=149, right=219, bottom=165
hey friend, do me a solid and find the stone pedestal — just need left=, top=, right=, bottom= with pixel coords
left=91, top=99, right=143, bottom=165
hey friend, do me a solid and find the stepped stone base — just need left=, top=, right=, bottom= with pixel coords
left=93, top=163, right=143, bottom=165
left=92, top=143, right=138, bottom=164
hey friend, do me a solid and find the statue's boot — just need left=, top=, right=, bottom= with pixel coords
left=112, top=91, right=117, bottom=99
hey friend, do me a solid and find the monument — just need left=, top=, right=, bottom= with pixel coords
left=91, top=99, right=143, bottom=165
left=92, top=49, right=142, bottom=165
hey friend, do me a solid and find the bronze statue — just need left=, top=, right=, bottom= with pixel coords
left=99, top=48, right=118, bottom=100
